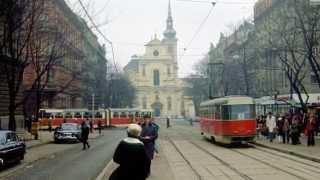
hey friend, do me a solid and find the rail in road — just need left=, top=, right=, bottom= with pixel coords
left=163, top=120, right=320, bottom=180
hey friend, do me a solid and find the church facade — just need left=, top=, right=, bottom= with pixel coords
left=124, top=2, right=194, bottom=117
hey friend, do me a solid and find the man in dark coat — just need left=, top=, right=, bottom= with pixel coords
left=140, top=115, right=158, bottom=176
left=81, top=121, right=90, bottom=150
left=110, top=124, right=149, bottom=180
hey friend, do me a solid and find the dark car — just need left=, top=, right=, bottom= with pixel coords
left=54, top=123, right=81, bottom=143
left=0, top=130, right=26, bottom=166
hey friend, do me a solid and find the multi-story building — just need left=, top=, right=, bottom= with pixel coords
left=23, top=0, right=107, bottom=116
left=124, top=2, right=194, bottom=117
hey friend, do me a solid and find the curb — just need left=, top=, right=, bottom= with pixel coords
left=26, top=141, right=52, bottom=150
left=253, top=142, right=320, bottom=163
left=95, top=160, right=114, bottom=180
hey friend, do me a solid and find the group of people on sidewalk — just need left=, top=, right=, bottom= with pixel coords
left=110, top=115, right=159, bottom=180
left=257, top=109, right=319, bottom=146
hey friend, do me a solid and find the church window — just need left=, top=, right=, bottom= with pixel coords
left=142, top=96, right=147, bottom=109
left=167, top=97, right=172, bottom=111
left=153, top=69, right=160, bottom=86
left=142, top=64, right=146, bottom=76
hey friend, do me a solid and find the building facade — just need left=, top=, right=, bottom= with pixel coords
left=124, top=2, right=194, bottom=117
left=23, top=0, right=107, bottom=117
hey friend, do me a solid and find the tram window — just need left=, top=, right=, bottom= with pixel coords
left=113, top=112, right=119, bottom=118
left=222, top=105, right=255, bottom=120
left=120, top=112, right=127, bottom=118
left=222, top=106, right=231, bottom=120
left=96, top=112, right=102, bottom=118
left=44, top=113, right=52, bottom=118
left=84, top=112, right=92, bottom=118
left=65, top=113, right=72, bottom=118
left=128, top=112, right=134, bottom=118
left=215, top=106, right=221, bottom=119
left=74, top=112, right=82, bottom=118
left=55, top=113, right=63, bottom=118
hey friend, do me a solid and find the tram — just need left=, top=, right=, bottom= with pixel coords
left=199, top=96, right=256, bottom=144
left=38, top=108, right=153, bottom=129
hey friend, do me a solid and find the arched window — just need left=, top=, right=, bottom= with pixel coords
left=142, top=96, right=147, bottom=109
left=153, top=69, right=160, bottom=86
left=167, top=97, right=172, bottom=111
left=167, top=65, right=171, bottom=76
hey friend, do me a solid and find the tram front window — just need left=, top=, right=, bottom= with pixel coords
left=222, top=105, right=255, bottom=120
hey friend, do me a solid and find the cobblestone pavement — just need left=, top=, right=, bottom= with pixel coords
left=255, top=136, right=320, bottom=162
left=149, top=119, right=320, bottom=180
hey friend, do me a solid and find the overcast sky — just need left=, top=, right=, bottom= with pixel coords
left=67, top=0, right=258, bottom=77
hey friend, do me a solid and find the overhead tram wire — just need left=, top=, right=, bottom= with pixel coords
left=77, top=0, right=118, bottom=72
left=179, top=2, right=215, bottom=61
left=176, top=0, right=255, bottom=5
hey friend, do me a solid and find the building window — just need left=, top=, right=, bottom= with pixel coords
left=142, top=64, right=146, bottom=76
left=167, top=97, right=172, bottom=111
left=167, top=65, right=171, bottom=76
left=142, top=97, right=147, bottom=109
left=153, top=69, right=160, bottom=86
left=311, top=72, right=318, bottom=84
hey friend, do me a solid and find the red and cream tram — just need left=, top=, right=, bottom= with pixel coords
left=38, top=108, right=153, bottom=129
left=199, top=96, right=256, bottom=144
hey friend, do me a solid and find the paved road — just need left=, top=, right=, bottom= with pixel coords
left=158, top=118, right=320, bottom=180
left=6, top=129, right=125, bottom=180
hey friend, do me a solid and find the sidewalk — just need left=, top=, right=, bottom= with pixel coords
left=97, top=140, right=176, bottom=180
left=255, top=135, right=320, bottom=162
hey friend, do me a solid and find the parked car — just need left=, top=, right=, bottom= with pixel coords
left=54, top=123, right=81, bottom=143
left=0, top=130, right=26, bottom=166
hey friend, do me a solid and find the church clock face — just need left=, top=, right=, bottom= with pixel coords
left=153, top=50, right=159, bottom=56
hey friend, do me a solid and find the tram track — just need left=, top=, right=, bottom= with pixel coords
left=250, top=144, right=320, bottom=170
left=163, top=132, right=253, bottom=180
left=230, top=148, right=312, bottom=180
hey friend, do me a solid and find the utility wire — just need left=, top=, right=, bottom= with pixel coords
left=77, top=0, right=118, bottom=72
left=176, top=0, right=255, bottom=5
left=180, top=3, right=215, bottom=61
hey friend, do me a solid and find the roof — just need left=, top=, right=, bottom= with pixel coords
left=145, top=38, right=162, bottom=46
left=200, top=96, right=255, bottom=107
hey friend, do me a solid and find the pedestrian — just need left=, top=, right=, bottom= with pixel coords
left=266, top=112, right=276, bottom=142
left=291, top=117, right=300, bottom=145
left=140, top=115, right=158, bottom=176
left=109, top=124, right=149, bottom=180
left=81, top=121, right=90, bottom=150
left=276, top=116, right=284, bottom=143
left=166, top=116, right=170, bottom=128
left=306, top=112, right=317, bottom=146
left=89, top=120, right=93, bottom=133
left=98, top=119, right=102, bottom=135
left=151, top=118, right=160, bottom=156
left=282, top=117, right=290, bottom=144
left=48, top=116, right=53, bottom=132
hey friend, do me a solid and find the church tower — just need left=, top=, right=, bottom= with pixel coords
left=124, top=0, right=196, bottom=118
left=163, top=0, right=178, bottom=74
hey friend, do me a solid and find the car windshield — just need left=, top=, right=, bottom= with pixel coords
left=0, top=133, right=6, bottom=145
left=61, top=124, right=77, bottom=130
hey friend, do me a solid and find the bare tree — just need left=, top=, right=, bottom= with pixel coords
left=0, top=0, right=45, bottom=131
